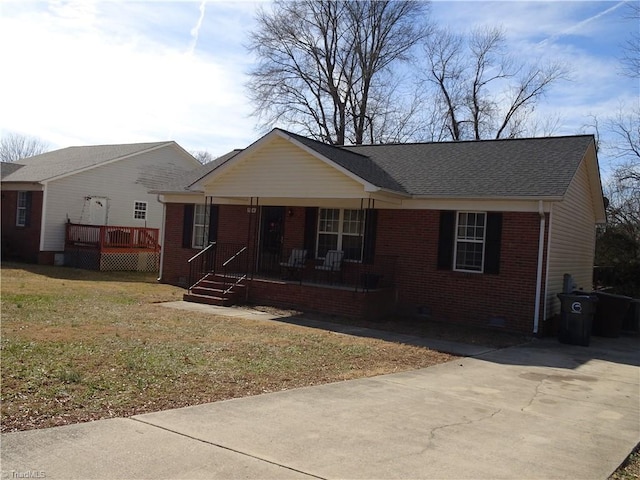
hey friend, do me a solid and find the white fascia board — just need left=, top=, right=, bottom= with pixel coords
left=402, top=197, right=558, bottom=212
left=43, top=143, right=175, bottom=183
left=158, top=192, right=206, bottom=204
left=1, top=182, right=45, bottom=191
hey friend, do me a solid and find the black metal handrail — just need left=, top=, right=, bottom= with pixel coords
left=188, top=242, right=217, bottom=290
left=257, top=248, right=398, bottom=292
left=220, top=246, right=248, bottom=294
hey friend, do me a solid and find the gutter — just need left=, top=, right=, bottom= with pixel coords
left=156, top=194, right=167, bottom=282
left=533, top=200, right=546, bottom=334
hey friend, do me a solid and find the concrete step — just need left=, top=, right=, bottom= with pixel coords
left=183, top=292, right=234, bottom=307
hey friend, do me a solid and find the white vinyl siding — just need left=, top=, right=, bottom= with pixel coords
left=545, top=160, right=598, bottom=318
left=40, top=146, right=194, bottom=252
left=203, top=136, right=366, bottom=199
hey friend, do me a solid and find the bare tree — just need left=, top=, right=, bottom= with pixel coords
left=421, top=26, right=568, bottom=141
left=620, top=2, right=640, bottom=78
left=191, top=150, right=216, bottom=164
left=595, top=106, right=640, bottom=295
left=246, top=0, right=431, bottom=145
left=0, top=133, right=50, bottom=162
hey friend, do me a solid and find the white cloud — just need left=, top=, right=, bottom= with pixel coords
left=0, top=0, right=636, bottom=168
left=0, top=1, right=259, bottom=156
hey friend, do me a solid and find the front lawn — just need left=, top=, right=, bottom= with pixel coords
left=1, top=262, right=454, bottom=432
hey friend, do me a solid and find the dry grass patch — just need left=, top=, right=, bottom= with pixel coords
left=1, top=262, right=453, bottom=432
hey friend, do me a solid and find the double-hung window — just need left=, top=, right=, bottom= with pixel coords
left=317, top=208, right=364, bottom=261
left=454, top=212, right=486, bottom=272
left=133, top=201, right=147, bottom=220
left=192, top=204, right=209, bottom=249
left=16, top=191, right=28, bottom=227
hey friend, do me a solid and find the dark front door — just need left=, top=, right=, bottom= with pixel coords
left=259, top=206, right=285, bottom=274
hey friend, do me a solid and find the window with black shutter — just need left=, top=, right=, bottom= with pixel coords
left=437, top=210, right=502, bottom=274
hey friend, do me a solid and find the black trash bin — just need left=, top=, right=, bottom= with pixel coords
left=557, top=293, right=598, bottom=346
left=593, top=292, right=633, bottom=337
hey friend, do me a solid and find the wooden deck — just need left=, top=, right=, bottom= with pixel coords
left=65, top=223, right=160, bottom=253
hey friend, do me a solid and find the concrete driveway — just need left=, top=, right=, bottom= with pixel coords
left=1, top=335, right=638, bottom=480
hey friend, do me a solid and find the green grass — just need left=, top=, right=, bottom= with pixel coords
left=1, top=262, right=453, bottom=432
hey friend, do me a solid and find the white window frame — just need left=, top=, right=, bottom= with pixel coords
left=453, top=211, right=486, bottom=273
left=192, top=204, right=209, bottom=249
left=133, top=201, right=148, bottom=220
left=16, top=191, right=27, bottom=227
left=316, top=208, right=365, bottom=262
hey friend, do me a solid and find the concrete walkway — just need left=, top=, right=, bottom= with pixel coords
left=1, top=315, right=638, bottom=479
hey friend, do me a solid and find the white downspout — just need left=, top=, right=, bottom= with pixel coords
left=156, top=194, right=167, bottom=282
left=533, top=200, right=546, bottom=334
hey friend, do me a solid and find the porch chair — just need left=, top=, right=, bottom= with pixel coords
left=280, top=248, right=307, bottom=280
left=315, top=250, right=344, bottom=284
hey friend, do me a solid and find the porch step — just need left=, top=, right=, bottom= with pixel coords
left=183, top=273, right=246, bottom=308
left=183, top=292, right=235, bottom=307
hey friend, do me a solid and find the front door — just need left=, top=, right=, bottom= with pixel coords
left=89, top=197, right=108, bottom=225
left=259, top=206, right=285, bottom=274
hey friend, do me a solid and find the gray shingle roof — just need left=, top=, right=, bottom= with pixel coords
left=139, top=129, right=597, bottom=200
left=150, top=150, right=243, bottom=193
left=0, top=162, right=24, bottom=179
left=2, top=142, right=171, bottom=182
left=341, top=135, right=595, bottom=197
left=267, top=129, right=595, bottom=198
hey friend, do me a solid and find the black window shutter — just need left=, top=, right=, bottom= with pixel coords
left=437, top=211, right=455, bottom=270
left=484, top=212, right=502, bottom=274
left=303, top=207, right=318, bottom=257
left=362, top=209, right=377, bottom=264
left=208, top=205, right=219, bottom=244
left=182, top=204, right=194, bottom=248
left=24, top=192, right=33, bottom=227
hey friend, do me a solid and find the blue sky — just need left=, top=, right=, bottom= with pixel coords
left=0, top=1, right=637, bottom=176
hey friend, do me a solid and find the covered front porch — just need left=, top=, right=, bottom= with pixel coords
left=183, top=199, right=399, bottom=319
left=64, top=223, right=161, bottom=271
left=176, top=129, right=407, bottom=317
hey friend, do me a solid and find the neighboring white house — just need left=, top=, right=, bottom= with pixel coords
left=1, top=141, right=201, bottom=268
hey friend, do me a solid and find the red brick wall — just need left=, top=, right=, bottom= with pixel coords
left=162, top=203, right=263, bottom=285
left=1, top=190, right=43, bottom=263
left=162, top=204, right=544, bottom=333
left=376, top=209, right=542, bottom=333
left=248, top=278, right=396, bottom=320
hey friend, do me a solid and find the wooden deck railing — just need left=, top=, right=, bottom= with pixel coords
left=65, top=223, right=160, bottom=252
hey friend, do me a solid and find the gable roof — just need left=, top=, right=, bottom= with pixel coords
left=279, top=130, right=408, bottom=193
left=158, top=128, right=599, bottom=203
left=1, top=142, right=174, bottom=183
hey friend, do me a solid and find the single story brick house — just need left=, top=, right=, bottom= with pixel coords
left=1, top=142, right=200, bottom=269
left=153, top=129, right=605, bottom=334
